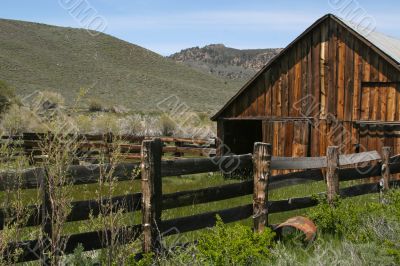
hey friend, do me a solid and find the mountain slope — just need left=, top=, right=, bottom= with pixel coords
left=0, top=19, right=240, bottom=112
left=169, top=44, right=282, bottom=81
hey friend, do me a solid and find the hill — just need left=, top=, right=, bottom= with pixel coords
left=0, top=19, right=241, bottom=113
left=168, top=44, right=282, bottom=81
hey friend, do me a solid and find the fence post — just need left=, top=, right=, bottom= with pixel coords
left=105, top=132, right=113, bottom=162
left=141, top=138, right=162, bottom=253
left=40, top=168, right=52, bottom=266
left=381, top=146, right=391, bottom=192
left=253, top=142, right=272, bottom=233
left=326, top=146, right=339, bottom=205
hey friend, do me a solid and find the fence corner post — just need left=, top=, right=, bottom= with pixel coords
left=253, top=142, right=271, bottom=233
left=381, top=146, right=391, bottom=192
left=326, top=146, right=339, bottom=205
left=141, top=138, right=162, bottom=254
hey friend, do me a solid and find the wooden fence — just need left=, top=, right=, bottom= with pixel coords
left=1, top=139, right=400, bottom=263
left=1, top=133, right=216, bottom=163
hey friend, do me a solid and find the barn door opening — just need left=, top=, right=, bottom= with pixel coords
left=262, top=120, right=311, bottom=157
left=358, top=82, right=400, bottom=153
left=222, top=120, right=263, bottom=155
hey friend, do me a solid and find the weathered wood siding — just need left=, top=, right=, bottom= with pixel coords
left=217, top=17, right=400, bottom=158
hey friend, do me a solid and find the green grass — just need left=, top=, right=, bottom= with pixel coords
left=0, top=19, right=242, bottom=112
left=0, top=171, right=386, bottom=248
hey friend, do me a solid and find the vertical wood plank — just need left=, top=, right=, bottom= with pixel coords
left=216, top=120, right=225, bottom=156
left=141, top=138, right=162, bottom=253
left=253, top=142, right=272, bottom=233
left=281, top=55, right=289, bottom=117
left=387, top=84, right=396, bottom=121
left=284, top=121, right=294, bottom=157
left=320, top=22, right=328, bottom=119
left=256, top=76, right=266, bottom=117
left=352, top=39, right=362, bottom=121
left=337, top=26, right=345, bottom=120
left=326, top=146, right=339, bottom=205
left=294, top=44, right=302, bottom=117
left=265, top=70, right=272, bottom=116
left=328, top=20, right=337, bottom=117
left=344, top=31, right=354, bottom=122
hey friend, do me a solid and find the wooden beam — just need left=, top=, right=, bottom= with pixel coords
left=160, top=154, right=252, bottom=177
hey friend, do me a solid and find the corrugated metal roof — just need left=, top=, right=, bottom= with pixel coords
left=337, top=16, right=400, bottom=65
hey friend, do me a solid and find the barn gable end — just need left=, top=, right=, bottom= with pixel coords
left=213, top=13, right=400, bottom=161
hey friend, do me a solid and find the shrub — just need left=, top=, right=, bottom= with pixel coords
left=74, top=114, right=93, bottom=133
left=119, top=115, right=144, bottom=136
left=308, top=190, right=400, bottom=262
left=65, top=244, right=98, bottom=265
left=307, top=196, right=381, bottom=241
left=88, top=99, right=104, bottom=112
left=92, top=114, right=119, bottom=134
left=0, top=104, right=45, bottom=135
left=0, top=80, right=15, bottom=112
left=159, top=114, right=175, bottom=136
left=195, top=216, right=275, bottom=265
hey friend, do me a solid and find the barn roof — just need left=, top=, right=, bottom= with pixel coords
left=211, top=13, right=400, bottom=121
left=338, top=17, right=400, bottom=65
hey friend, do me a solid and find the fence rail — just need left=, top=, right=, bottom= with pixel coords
left=1, top=139, right=399, bottom=263
left=0, top=133, right=217, bottom=164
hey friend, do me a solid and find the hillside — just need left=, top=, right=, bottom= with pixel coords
left=169, top=44, right=282, bottom=81
left=0, top=19, right=241, bottom=113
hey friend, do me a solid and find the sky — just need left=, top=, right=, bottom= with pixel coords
left=1, top=0, right=399, bottom=55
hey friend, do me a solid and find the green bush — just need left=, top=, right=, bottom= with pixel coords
left=0, top=80, right=15, bottom=112
left=195, top=216, right=275, bottom=265
left=159, top=114, right=175, bottom=136
left=308, top=190, right=400, bottom=263
left=88, top=99, right=104, bottom=112
left=307, top=195, right=380, bottom=242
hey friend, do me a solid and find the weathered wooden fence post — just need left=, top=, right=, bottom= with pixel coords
left=326, top=146, right=339, bottom=205
left=253, top=142, right=272, bottom=233
left=40, top=168, right=52, bottom=266
left=381, top=146, right=391, bottom=192
left=141, top=138, right=163, bottom=253
left=105, top=132, right=114, bottom=162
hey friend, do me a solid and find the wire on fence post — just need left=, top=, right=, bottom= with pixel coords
left=141, top=138, right=163, bottom=254
left=326, top=146, right=339, bottom=206
left=253, top=142, right=271, bottom=233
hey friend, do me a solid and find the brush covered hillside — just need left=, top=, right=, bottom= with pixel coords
left=0, top=19, right=240, bottom=112
left=169, top=44, right=282, bottom=81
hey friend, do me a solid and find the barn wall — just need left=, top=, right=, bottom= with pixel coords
left=218, top=17, right=400, bottom=157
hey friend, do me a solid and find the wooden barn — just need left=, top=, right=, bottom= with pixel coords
left=212, top=14, right=400, bottom=159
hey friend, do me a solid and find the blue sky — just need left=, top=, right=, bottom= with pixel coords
left=1, top=0, right=399, bottom=55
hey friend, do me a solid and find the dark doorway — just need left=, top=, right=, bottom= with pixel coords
left=223, top=120, right=263, bottom=155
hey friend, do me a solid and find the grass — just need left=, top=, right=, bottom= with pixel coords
left=1, top=163, right=396, bottom=265
left=0, top=171, right=380, bottom=234
left=0, top=18, right=242, bottom=113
